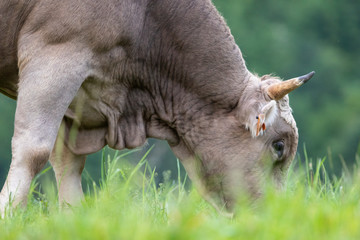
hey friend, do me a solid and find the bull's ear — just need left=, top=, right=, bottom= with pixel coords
left=247, top=100, right=278, bottom=137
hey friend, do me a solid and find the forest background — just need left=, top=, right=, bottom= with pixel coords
left=0, top=0, right=359, bottom=185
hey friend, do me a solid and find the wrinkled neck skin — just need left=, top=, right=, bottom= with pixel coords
left=139, top=2, right=248, bottom=133
left=93, top=0, right=251, bottom=150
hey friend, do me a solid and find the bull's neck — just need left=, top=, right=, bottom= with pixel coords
left=124, top=0, right=251, bottom=144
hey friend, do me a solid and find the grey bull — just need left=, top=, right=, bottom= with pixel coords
left=0, top=0, right=314, bottom=214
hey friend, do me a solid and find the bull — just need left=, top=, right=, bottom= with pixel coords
left=0, top=0, right=314, bottom=215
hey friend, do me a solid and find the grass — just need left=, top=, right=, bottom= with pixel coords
left=1, top=146, right=360, bottom=240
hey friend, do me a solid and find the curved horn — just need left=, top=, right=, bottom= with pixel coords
left=267, top=71, right=315, bottom=100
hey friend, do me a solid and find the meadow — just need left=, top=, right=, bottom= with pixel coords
left=1, top=147, right=360, bottom=240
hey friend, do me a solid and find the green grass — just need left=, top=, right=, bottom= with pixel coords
left=1, top=147, right=360, bottom=240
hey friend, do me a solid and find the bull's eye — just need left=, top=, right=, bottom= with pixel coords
left=272, top=140, right=284, bottom=159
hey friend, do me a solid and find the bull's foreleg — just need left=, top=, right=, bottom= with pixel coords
left=0, top=45, right=88, bottom=215
left=50, top=130, right=86, bottom=207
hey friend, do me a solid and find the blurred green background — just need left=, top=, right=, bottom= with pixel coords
left=0, top=0, right=359, bottom=186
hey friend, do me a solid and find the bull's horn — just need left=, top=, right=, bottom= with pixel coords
left=267, top=71, right=315, bottom=100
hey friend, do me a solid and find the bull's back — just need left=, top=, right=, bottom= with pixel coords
left=25, top=0, right=146, bottom=53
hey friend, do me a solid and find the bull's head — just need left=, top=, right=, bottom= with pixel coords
left=170, top=71, right=315, bottom=215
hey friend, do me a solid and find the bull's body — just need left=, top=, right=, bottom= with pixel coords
left=0, top=0, right=312, bottom=214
